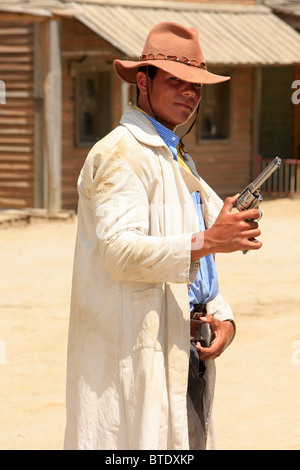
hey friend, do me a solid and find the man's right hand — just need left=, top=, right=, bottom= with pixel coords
left=191, top=195, right=262, bottom=260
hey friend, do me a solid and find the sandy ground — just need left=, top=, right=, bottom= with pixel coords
left=0, top=197, right=299, bottom=450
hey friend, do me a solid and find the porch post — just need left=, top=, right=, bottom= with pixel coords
left=121, top=80, right=129, bottom=113
left=252, top=66, right=262, bottom=178
left=40, top=20, right=62, bottom=214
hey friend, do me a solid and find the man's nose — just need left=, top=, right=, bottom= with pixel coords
left=182, top=83, right=196, bottom=97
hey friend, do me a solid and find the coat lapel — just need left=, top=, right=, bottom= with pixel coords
left=177, top=160, right=223, bottom=231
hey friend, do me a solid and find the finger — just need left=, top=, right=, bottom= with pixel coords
left=244, top=237, right=263, bottom=250
left=256, top=209, right=263, bottom=221
left=195, top=315, right=211, bottom=323
left=244, top=220, right=259, bottom=230
left=238, top=208, right=262, bottom=221
left=243, top=227, right=261, bottom=239
left=245, top=209, right=262, bottom=222
left=223, top=195, right=239, bottom=212
left=195, top=342, right=221, bottom=360
left=194, top=315, right=215, bottom=328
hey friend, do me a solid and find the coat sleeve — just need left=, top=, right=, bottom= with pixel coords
left=88, top=144, right=196, bottom=284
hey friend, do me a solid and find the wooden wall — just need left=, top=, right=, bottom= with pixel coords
left=0, top=21, right=35, bottom=208
left=0, top=17, right=122, bottom=211
left=61, top=18, right=121, bottom=210
left=260, top=66, right=294, bottom=159
left=0, top=15, right=284, bottom=210
left=180, top=67, right=254, bottom=197
left=60, top=18, right=255, bottom=207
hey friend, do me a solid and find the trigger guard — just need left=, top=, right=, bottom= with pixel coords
left=256, top=209, right=262, bottom=221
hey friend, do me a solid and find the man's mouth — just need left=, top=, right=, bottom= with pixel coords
left=176, top=102, right=193, bottom=111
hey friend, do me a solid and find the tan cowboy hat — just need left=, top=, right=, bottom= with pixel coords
left=113, top=21, right=230, bottom=85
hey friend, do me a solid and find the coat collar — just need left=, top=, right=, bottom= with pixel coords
left=120, top=105, right=211, bottom=201
left=120, top=105, right=165, bottom=148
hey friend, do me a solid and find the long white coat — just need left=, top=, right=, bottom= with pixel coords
left=64, top=106, right=234, bottom=450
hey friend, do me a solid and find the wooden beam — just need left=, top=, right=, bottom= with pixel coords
left=39, top=20, right=62, bottom=214
left=0, top=13, right=50, bottom=23
left=252, top=66, right=262, bottom=178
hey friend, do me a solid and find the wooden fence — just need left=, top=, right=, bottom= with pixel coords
left=257, top=155, right=300, bottom=196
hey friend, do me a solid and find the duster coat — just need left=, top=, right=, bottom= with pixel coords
left=64, top=106, right=234, bottom=450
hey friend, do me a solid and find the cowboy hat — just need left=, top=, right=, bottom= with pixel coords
left=113, top=21, right=230, bottom=85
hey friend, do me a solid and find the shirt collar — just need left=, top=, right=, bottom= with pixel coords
left=146, top=115, right=179, bottom=161
left=130, top=104, right=179, bottom=160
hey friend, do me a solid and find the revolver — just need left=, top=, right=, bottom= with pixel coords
left=234, top=156, right=281, bottom=253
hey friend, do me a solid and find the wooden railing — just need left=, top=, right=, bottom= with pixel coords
left=257, top=155, right=300, bottom=195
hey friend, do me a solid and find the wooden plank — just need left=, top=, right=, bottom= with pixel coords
left=0, top=14, right=49, bottom=23
left=0, top=147, right=33, bottom=153
left=0, top=108, right=34, bottom=116
left=0, top=162, right=32, bottom=169
left=0, top=116, right=33, bottom=125
left=0, top=154, right=32, bottom=162
left=0, top=27, right=33, bottom=35
left=0, top=45, right=34, bottom=53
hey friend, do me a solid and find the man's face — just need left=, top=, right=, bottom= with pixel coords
left=137, top=68, right=202, bottom=130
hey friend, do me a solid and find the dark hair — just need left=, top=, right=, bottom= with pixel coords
left=136, top=65, right=158, bottom=102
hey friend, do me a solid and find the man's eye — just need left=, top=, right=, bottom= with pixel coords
left=193, top=83, right=202, bottom=88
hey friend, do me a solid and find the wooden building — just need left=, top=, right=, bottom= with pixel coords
left=1, top=0, right=300, bottom=212
left=268, top=0, right=300, bottom=158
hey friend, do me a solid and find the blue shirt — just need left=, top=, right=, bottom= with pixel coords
left=145, top=113, right=219, bottom=310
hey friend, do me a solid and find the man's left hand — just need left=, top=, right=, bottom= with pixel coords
left=193, top=315, right=234, bottom=360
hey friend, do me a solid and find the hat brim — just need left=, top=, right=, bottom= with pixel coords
left=113, top=59, right=230, bottom=85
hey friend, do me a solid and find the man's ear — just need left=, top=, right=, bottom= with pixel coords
left=136, top=71, right=148, bottom=96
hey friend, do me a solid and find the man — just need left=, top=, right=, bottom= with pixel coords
left=64, top=22, right=262, bottom=450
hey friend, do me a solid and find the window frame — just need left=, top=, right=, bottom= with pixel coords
left=71, top=57, right=113, bottom=148
left=196, top=69, right=232, bottom=143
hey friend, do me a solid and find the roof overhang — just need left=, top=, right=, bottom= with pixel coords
left=70, top=2, right=300, bottom=66
left=1, top=1, right=300, bottom=66
left=267, top=1, right=300, bottom=29
left=0, top=0, right=74, bottom=20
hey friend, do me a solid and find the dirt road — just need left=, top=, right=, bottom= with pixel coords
left=0, top=198, right=299, bottom=450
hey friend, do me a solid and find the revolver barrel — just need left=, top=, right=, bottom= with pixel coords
left=236, top=156, right=281, bottom=210
left=235, top=156, right=281, bottom=254
left=249, top=156, right=281, bottom=193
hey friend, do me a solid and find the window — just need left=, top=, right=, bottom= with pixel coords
left=197, top=79, right=230, bottom=140
left=75, top=71, right=112, bottom=147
